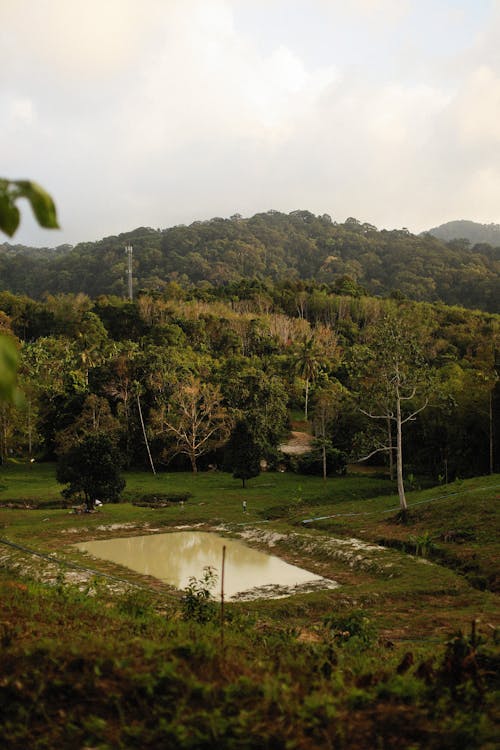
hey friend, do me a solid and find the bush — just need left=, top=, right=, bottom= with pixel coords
left=116, top=589, right=156, bottom=619
left=289, top=447, right=348, bottom=476
left=323, top=610, right=376, bottom=649
left=181, top=566, right=218, bottom=623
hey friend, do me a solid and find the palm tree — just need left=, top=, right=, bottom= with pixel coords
left=294, top=336, right=322, bottom=421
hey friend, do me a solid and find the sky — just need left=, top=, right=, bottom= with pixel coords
left=1, top=0, right=499, bottom=247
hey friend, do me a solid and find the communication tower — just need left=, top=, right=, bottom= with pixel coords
left=125, top=245, right=133, bottom=300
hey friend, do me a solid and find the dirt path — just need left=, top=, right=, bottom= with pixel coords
left=279, top=431, right=314, bottom=455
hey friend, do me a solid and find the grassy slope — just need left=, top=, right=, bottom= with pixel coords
left=0, top=463, right=498, bottom=748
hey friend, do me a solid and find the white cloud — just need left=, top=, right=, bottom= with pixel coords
left=8, top=97, right=36, bottom=126
left=453, top=66, right=500, bottom=146
left=0, top=0, right=159, bottom=79
left=0, top=0, right=499, bottom=244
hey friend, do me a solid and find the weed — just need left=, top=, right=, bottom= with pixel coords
left=116, top=588, right=156, bottom=619
left=346, top=686, right=372, bottom=709
left=323, top=610, right=376, bottom=650
left=408, top=531, right=435, bottom=557
left=181, top=566, right=218, bottom=623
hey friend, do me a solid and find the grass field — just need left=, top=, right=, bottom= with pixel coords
left=0, top=462, right=498, bottom=748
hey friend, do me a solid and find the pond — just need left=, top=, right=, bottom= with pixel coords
left=76, top=531, right=339, bottom=600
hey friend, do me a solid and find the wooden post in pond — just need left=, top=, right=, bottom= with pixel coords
left=220, top=545, right=226, bottom=654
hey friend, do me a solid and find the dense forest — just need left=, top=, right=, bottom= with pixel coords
left=0, top=283, right=498, bottom=483
left=1, top=211, right=499, bottom=312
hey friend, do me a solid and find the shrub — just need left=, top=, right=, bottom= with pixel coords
left=181, top=566, right=218, bottom=624
left=116, top=589, right=156, bottom=619
left=290, top=447, right=348, bottom=476
left=323, top=610, right=376, bottom=649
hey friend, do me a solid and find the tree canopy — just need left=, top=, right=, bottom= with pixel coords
left=224, top=419, right=261, bottom=488
left=1, top=211, right=498, bottom=312
left=56, top=432, right=125, bottom=510
left=0, top=281, right=497, bottom=481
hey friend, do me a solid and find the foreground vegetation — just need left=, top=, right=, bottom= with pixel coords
left=1, top=464, right=498, bottom=748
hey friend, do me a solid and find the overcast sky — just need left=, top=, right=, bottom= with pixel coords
left=1, top=0, right=499, bottom=247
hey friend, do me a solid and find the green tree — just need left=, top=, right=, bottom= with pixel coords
left=311, top=382, right=348, bottom=480
left=219, top=359, right=289, bottom=460
left=103, top=344, right=141, bottom=466
left=0, top=335, right=22, bottom=405
left=54, top=394, right=121, bottom=455
left=56, top=432, right=125, bottom=511
left=352, top=313, right=432, bottom=516
left=293, top=335, right=322, bottom=420
left=224, top=419, right=261, bottom=488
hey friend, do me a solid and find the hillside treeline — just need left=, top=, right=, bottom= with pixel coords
left=427, top=219, right=500, bottom=247
left=1, top=211, right=499, bottom=312
left=0, top=284, right=498, bottom=481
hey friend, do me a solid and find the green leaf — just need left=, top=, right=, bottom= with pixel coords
left=14, top=180, right=59, bottom=229
left=0, top=192, right=20, bottom=237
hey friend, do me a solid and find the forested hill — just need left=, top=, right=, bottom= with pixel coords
left=1, top=210, right=498, bottom=312
left=427, top=219, right=500, bottom=247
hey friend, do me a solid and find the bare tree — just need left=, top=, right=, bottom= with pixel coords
left=155, top=377, right=231, bottom=472
left=352, top=313, right=432, bottom=516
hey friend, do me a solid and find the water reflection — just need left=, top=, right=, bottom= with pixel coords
left=76, top=531, right=337, bottom=599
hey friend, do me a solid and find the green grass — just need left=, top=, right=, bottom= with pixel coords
left=0, top=461, right=63, bottom=502
left=0, top=463, right=499, bottom=748
left=1, top=463, right=498, bottom=623
left=0, top=460, right=397, bottom=530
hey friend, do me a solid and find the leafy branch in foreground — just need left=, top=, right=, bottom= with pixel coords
left=0, top=177, right=58, bottom=402
left=0, top=178, right=59, bottom=237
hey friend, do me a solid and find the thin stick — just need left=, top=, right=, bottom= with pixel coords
left=220, top=545, right=226, bottom=654
left=136, top=393, right=156, bottom=475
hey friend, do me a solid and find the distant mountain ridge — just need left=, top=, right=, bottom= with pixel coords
left=1, top=211, right=499, bottom=313
left=426, top=220, right=500, bottom=246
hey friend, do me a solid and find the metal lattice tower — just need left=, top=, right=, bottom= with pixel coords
left=125, top=245, right=133, bottom=301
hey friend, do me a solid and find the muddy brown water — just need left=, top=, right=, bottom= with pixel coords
left=76, top=531, right=338, bottom=600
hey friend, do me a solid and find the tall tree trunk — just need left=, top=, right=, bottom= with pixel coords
left=396, top=389, right=407, bottom=514
left=387, top=416, right=394, bottom=481
left=304, top=378, right=310, bottom=421
left=190, top=451, right=197, bottom=473
left=0, top=405, right=7, bottom=462
left=27, top=398, right=32, bottom=459
left=489, top=389, right=494, bottom=475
